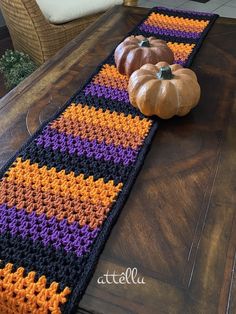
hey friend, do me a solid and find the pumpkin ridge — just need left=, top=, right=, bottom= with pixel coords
left=115, top=45, right=134, bottom=75
left=128, top=75, right=154, bottom=96
left=175, top=69, right=198, bottom=80
left=115, top=35, right=174, bottom=76
left=128, top=75, right=158, bottom=111
left=125, top=48, right=143, bottom=77
left=136, top=80, right=159, bottom=116
left=147, top=79, right=163, bottom=116
left=140, top=64, right=159, bottom=73
left=123, top=44, right=138, bottom=49
left=171, top=80, right=181, bottom=116
left=158, top=81, right=178, bottom=118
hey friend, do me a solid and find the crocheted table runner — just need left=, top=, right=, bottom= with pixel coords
left=0, top=7, right=217, bottom=314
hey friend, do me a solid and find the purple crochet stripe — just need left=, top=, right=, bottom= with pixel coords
left=0, top=204, right=99, bottom=257
left=36, top=126, right=138, bottom=166
left=175, top=59, right=186, bottom=66
left=84, top=83, right=130, bottom=103
left=139, top=24, right=201, bottom=39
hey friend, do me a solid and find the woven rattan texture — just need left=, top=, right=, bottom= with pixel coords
left=0, top=0, right=103, bottom=64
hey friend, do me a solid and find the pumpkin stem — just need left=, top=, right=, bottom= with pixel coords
left=139, top=38, right=150, bottom=47
left=157, top=66, right=173, bottom=80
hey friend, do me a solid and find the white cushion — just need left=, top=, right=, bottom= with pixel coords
left=36, top=0, right=123, bottom=24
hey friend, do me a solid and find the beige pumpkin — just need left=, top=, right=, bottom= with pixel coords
left=128, top=62, right=201, bottom=119
left=114, top=35, right=174, bottom=77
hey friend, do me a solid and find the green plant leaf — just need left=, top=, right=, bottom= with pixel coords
left=0, top=50, right=37, bottom=89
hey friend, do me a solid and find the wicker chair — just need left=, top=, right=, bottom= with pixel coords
left=0, top=0, right=137, bottom=65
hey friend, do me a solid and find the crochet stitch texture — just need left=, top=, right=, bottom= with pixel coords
left=0, top=7, right=218, bottom=314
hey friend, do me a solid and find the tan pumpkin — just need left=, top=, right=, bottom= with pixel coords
left=114, top=35, right=174, bottom=77
left=128, top=61, right=201, bottom=119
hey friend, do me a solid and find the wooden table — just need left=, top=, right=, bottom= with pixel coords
left=0, top=5, right=236, bottom=314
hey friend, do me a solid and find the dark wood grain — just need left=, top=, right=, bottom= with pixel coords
left=0, top=6, right=236, bottom=314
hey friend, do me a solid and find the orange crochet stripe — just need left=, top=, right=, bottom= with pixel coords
left=5, top=158, right=122, bottom=208
left=93, top=73, right=128, bottom=90
left=93, top=64, right=129, bottom=90
left=0, top=178, right=110, bottom=229
left=100, top=64, right=128, bottom=79
left=167, top=42, right=195, bottom=62
left=0, top=263, right=70, bottom=314
left=145, top=12, right=209, bottom=33
left=50, top=116, right=146, bottom=149
left=58, top=104, right=152, bottom=137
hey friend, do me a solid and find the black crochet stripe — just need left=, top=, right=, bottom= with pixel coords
left=74, top=92, right=146, bottom=118
left=20, top=142, right=132, bottom=185
left=0, top=232, right=87, bottom=291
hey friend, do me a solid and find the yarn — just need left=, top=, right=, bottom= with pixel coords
left=0, top=7, right=218, bottom=314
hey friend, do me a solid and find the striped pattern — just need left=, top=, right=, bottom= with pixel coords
left=0, top=7, right=217, bottom=314
left=135, top=7, right=217, bottom=66
left=167, top=42, right=195, bottom=66
left=143, top=12, right=209, bottom=38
